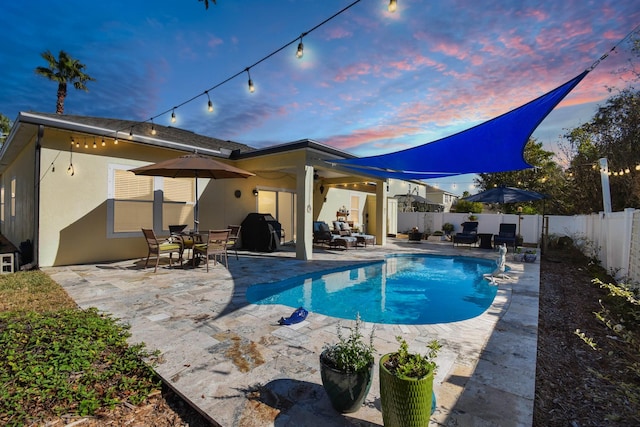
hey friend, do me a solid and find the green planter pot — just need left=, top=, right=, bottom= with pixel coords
left=319, top=351, right=374, bottom=413
left=379, top=353, right=435, bottom=427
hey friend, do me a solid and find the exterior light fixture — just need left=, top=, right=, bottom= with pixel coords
left=206, top=91, right=214, bottom=112
left=252, top=188, right=259, bottom=196
left=388, top=0, right=397, bottom=12
left=246, top=68, right=255, bottom=93
left=171, top=108, right=177, bottom=123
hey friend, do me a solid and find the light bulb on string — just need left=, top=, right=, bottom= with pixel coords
left=206, top=91, right=214, bottom=112
left=101, top=137, right=106, bottom=147
left=296, top=34, right=305, bottom=59
left=171, top=109, right=177, bottom=123
left=151, top=119, right=157, bottom=135
left=93, top=137, right=97, bottom=149
left=246, top=68, right=255, bottom=93
left=114, top=132, right=119, bottom=145
left=129, top=127, right=133, bottom=140
left=84, top=138, right=88, bottom=149
left=388, top=0, right=397, bottom=12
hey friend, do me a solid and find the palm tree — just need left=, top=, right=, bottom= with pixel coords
left=35, top=50, right=95, bottom=115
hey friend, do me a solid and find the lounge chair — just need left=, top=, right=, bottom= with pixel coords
left=332, top=220, right=353, bottom=236
left=141, top=228, right=183, bottom=273
left=193, top=229, right=231, bottom=271
left=452, top=221, right=479, bottom=247
left=313, top=221, right=333, bottom=245
left=493, top=223, right=517, bottom=249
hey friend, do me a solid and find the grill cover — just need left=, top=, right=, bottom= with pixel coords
left=240, top=213, right=282, bottom=252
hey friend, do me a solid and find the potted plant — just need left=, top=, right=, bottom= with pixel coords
left=319, top=315, right=376, bottom=413
left=380, top=336, right=441, bottom=427
left=441, top=223, right=454, bottom=235
left=408, top=227, right=422, bottom=241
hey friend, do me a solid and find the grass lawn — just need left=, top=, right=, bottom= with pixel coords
left=0, top=271, right=161, bottom=426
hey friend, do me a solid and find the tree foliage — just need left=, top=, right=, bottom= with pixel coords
left=35, top=50, right=95, bottom=115
left=474, top=139, right=568, bottom=214
left=0, top=114, right=11, bottom=144
left=563, top=89, right=640, bottom=213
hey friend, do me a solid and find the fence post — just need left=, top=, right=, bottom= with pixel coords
left=619, top=208, right=635, bottom=280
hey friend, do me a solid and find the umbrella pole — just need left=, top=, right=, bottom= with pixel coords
left=194, top=173, right=199, bottom=232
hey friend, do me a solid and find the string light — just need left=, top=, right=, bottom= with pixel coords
left=114, top=132, right=119, bottom=145
left=93, top=137, right=97, bottom=149
left=102, top=0, right=365, bottom=142
left=206, top=91, right=214, bottom=112
left=246, top=68, right=255, bottom=93
left=84, top=138, right=88, bottom=149
left=388, top=0, right=397, bottom=12
left=67, top=144, right=74, bottom=176
left=151, top=119, right=157, bottom=135
left=70, top=136, right=75, bottom=146
left=101, top=137, right=106, bottom=147
left=296, top=34, right=305, bottom=58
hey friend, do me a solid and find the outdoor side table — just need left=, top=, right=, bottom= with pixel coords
left=477, top=233, right=493, bottom=249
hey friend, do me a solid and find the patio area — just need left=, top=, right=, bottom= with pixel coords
left=43, top=238, right=540, bottom=427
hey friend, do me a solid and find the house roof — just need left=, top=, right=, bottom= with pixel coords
left=7, top=112, right=256, bottom=158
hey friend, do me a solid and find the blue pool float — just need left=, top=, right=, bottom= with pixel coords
left=278, top=307, right=308, bottom=325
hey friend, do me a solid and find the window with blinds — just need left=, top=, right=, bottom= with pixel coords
left=109, top=166, right=195, bottom=236
left=113, top=169, right=154, bottom=233
left=162, top=177, right=194, bottom=229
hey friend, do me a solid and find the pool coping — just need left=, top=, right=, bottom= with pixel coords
left=45, top=239, right=539, bottom=426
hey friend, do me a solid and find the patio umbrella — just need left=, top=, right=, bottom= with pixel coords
left=462, top=186, right=547, bottom=204
left=130, top=154, right=254, bottom=231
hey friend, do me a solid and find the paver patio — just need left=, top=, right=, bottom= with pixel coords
left=44, top=238, right=540, bottom=426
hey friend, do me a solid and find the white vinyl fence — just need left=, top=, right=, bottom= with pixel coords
left=398, top=208, right=639, bottom=284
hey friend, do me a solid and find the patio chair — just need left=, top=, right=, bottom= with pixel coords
left=493, top=223, right=517, bottom=249
left=313, top=221, right=333, bottom=245
left=141, top=228, right=183, bottom=273
left=227, top=225, right=242, bottom=260
left=452, top=221, right=479, bottom=247
left=192, top=229, right=231, bottom=272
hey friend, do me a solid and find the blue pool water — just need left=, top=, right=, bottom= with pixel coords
left=246, top=254, right=498, bottom=324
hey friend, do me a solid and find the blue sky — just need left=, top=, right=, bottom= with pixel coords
left=1, top=0, right=638, bottom=194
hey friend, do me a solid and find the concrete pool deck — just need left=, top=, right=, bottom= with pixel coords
left=44, top=238, right=540, bottom=426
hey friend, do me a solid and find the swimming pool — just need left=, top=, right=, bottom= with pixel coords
left=246, top=254, right=498, bottom=324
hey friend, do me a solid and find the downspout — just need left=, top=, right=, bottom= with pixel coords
left=33, top=125, right=43, bottom=268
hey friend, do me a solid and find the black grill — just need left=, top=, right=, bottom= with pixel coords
left=240, top=213, right=282, bottom=252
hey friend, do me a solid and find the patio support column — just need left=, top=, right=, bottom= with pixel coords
left=375, top=180, right=387, bottom=245
left=296, top=164, right=314, bottom=260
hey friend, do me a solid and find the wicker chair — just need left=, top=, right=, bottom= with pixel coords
left=227, top=225, right=242, bottom=260
left=192, top=229, right=231, bottom=271
left=452, top=221, right=479, bottom=247
left=141, top=228, right=183, bottom=273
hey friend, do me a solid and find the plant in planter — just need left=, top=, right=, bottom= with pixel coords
left=319, top=314, right=376, bottom=413
left=408, top=227, right=422, bottom=241
left=380, top=336, right=441, bottom=427
left=441, top=223, right=454, bottom=235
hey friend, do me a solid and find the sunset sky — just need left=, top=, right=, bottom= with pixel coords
left=1, top=0, right=638, bottom=194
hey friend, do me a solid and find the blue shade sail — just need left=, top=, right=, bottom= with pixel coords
left=332, top=71, right=589, bottom=178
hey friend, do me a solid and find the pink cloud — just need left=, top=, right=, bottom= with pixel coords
left=324, top=26, right=352, bottom=40
left=207, top=35, right=223, bottom=48
left=333, top=62, right=373, bottom=82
